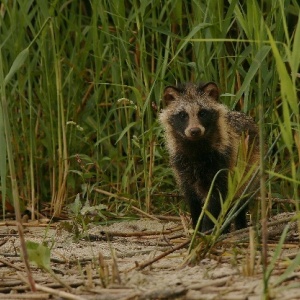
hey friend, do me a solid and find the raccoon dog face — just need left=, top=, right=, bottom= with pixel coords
left=160, top=82, right=223, bottom=142
left=169, top=106, right=218, bottom=141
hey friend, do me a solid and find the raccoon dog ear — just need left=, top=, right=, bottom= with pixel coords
left=163, top=86, right=180, bottom=106
left=202, top=82, right=220, bottom=101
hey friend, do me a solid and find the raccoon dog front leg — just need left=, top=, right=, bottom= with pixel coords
left=184, top=188, right=221, bottom=232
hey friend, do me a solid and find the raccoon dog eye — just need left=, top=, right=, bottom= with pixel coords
left=199, top=110, right=208, bottom=118
left=178, top=111, right=188, bottom=120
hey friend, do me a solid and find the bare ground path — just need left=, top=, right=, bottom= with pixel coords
left=0, top=216, right=300, bottom=299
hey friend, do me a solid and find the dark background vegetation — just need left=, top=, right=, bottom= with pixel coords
left=0, top=0, right=299, bottom=221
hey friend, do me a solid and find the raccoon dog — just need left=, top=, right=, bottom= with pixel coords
left=159, top=82, right=259, bottom=233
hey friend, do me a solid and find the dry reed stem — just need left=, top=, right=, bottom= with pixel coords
left=135, top=239, right=190, bottom=271
left=18, top=272, right=85, bottom=300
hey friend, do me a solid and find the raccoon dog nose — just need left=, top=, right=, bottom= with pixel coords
left=190, top=127, right=201, bottom=136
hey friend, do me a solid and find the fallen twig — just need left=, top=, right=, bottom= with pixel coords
left=0, top=221, right=56, bottom=227
left=18, top=272, right=85, bottom=300
left=143, top=286, right=186, bottom=299
left=0, top=257, right=24, bottom=271
left=187, top=276, right=231, bottom=290
left=153, top=215, right=182, bottom=221
left=99, top=225, right=183, bottom=238
left=135, top=239, right=190, bottom=270
left=219, top=213, right=296, bottom=244
left=0, top=293, right=49, bottom=299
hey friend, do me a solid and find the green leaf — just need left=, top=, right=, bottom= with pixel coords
left=267, top=26, right=297, bottom=113
left=69, top=193, right=82, bottom=216
left=234, top=45, right=271, bottom=105
left=4, top=48, right=29, bottom=86
left=291, top=12, right=300, bottom=79
left=115, top=122, right=137, bottom=144
left=81, top=203, right=108, bottom=216
left=266, top=170, right=300, bottom=185
left=274, top=250, right=300, bottom=287
left=26, top=241, right=51, bottom=271
left=265, top=224, right=290, bottom=283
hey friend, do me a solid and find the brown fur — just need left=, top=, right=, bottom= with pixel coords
left=159, top=82, right=259, bottom=232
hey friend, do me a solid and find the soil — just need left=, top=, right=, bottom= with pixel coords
left=0, top=214, right=300, bottom=300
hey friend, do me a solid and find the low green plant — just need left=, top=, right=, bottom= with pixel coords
left=25, top=240, right=72, bottom=290
left=66, top=192, right=108, bottom=240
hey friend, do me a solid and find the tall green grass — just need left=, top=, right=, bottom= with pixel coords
left=0, top=0, right=299, bottom=225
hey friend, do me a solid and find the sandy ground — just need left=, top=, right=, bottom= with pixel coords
left=0, top=217, right=300, bottom=299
